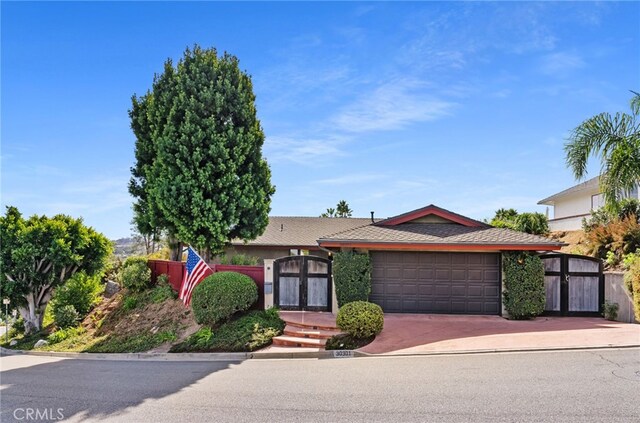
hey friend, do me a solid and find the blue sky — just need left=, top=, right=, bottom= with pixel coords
left=2, top=1, right=639, bottom=239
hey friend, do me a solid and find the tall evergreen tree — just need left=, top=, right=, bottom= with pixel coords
left=129, top=46, right=274, bottom=257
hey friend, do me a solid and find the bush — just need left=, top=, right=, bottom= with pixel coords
left=48, top=326, right=85, bottom=344
left=170, top=308, right=284, bottom=352
left=191, top=272, right=258, bottom=326
left=8, top=317, right=25, bottom=338
left=502, top=252, right=545, bottom=320
left=54, top=305, right=80, bottom=329
left=121, top=295, right=139, bottom=311
left=336, top=301, right=384, bottom=339
left=333, top=252, right=372, bottom=307
left=150, top=278, right=177, bottom=303
left=602, top=301, right=619, bottom=321
left=585, top=217, right=640, bottom=262
left=102, top=256, right=122, bottom=283
left=52, top=272, right=103, bottom=318
left=120, top=261, right=151, bottom=292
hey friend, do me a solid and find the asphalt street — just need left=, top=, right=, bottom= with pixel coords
left=1, top=348, right=639, bottom=422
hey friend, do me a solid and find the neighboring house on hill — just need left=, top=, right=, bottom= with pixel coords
left=224, top=216, right=377, bottom=263
left=538, top=175, right=640, bottom=231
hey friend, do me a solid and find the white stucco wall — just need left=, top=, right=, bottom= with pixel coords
left=553, top=191, right=598, bottom=219
left=548, top=215, right=588, bottom=231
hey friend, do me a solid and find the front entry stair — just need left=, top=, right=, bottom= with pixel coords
left=272, top=312, right=343, bottom=349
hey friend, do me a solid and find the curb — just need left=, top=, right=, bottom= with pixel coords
left=2, top=344, right=637, bottom=362
left=0, top=345, right=367, bottom=361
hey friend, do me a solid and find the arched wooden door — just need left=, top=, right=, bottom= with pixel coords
left=540, top=253, right=604, bottom=316
left=273, top=256, right=332, bottom=312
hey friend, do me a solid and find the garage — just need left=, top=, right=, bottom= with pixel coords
left=370, top=251, right=501, bottom=315
left=318, top=205, right=565, bottom=317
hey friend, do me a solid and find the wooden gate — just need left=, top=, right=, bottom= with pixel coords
left=540, top=253, right=604, bottom=316
left=273, top=256, right=332, bottom=312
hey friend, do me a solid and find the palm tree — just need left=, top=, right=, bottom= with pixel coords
left=335, top=200, right=353, bottom=218
left=565, top=92, right=640, bottom=210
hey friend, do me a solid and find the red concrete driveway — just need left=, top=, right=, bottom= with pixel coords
left=359, top=314, right=640, bottom=355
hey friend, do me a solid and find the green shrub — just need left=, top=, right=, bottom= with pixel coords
left=602, top=301, right=619, bottom=321
left=191, top=272, right=258, bottom=326
left=54, top=305, right=80, bottom=329
left=120, top=261, right=151, bottom=292
left=48, top=326, right=86, bottom=344
left=170, top=309, right=284, bottom=352
left=502, top=252, right=545, bottom=320
left=151, top=283, right=177, bottom=303
left=103, top=256, right=122, bottom=283
left=336, top=301, right=384, bottom=339
left=52, top=272, right=103, bottom=318
left=122, top=255, right=149, bottom=269
left=122, top=295, right=139, bottom=311
left=8, top=317, right=25, bottom=338
left=333, top=251, right=371, bottom=307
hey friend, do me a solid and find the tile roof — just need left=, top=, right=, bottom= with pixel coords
left=318, top=223, right=564, bottom=247
left=231, top=216, right=376, bottom=247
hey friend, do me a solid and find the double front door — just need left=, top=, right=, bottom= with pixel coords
left=273, top=255, right=332, bottom=312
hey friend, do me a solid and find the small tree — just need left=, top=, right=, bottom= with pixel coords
left=0, top=207, right=112, bottom=334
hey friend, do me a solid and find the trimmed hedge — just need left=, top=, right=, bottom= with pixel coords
left=333, top=251, right=371, bottom=307
left=336, top=301, right=384, bottom=339
left=191, top=271, right=258, bottom=326
left=502, top=252, right=545, bottom=320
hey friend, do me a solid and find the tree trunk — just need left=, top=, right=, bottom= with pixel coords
left=168, top=235, right=183, bottom=261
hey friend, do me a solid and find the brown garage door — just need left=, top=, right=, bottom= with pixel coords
left=370, top=252, right=501, bottom=315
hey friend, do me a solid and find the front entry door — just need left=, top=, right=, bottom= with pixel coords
left=541, top=253, right=604, bottom=316
left=273, top=256, right=332, bottom=312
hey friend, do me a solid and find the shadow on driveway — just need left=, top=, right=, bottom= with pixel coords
left=0, top=356, right=242, bottom=422
left=360, top=315, right=640, bottom=354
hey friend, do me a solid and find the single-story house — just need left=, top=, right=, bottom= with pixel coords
left=236, top=205, right=565, bottom=316
left=223, top=216, right=377, bottom=263
left=538, top=175, right=640, bottom=231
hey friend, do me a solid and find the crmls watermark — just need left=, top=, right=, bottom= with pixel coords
left=13, top=408, right=65, bottom=421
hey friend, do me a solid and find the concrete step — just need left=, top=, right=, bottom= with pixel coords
left=272, top=335, right=327, bottom=348
left=283, top=325, right=342, bottom=340
left=281, top=319, right=340, bottom=332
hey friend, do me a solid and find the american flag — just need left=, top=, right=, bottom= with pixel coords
left=179, top=246, right=213, bottom=306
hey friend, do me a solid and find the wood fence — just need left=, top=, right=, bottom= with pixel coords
left=147, top=260, right=265, bottom=309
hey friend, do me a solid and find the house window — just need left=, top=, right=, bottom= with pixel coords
left=289, top=249, right=300, bottom=256
left=591, top=193, right=605, bottom=210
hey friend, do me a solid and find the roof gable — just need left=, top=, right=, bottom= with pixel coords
left=376, top=204, right=489, bottom=228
